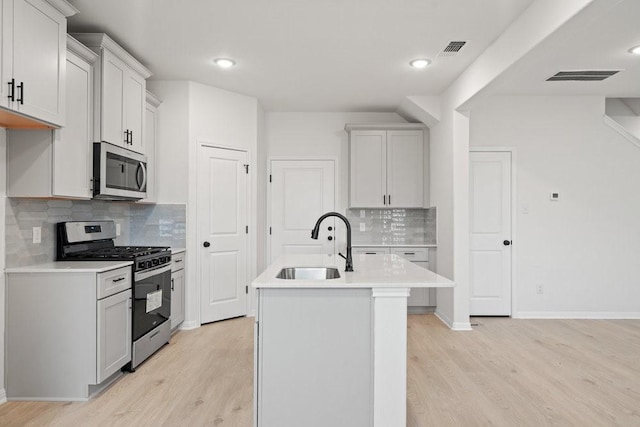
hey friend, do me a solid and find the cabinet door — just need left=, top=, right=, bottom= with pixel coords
left=387, top=130, right=423, bottom=208
left=101, top=49, right=126, bottom=146
left=52, top=49, right=92, bottom=198
left=0, top=0, right=11, bottom=110
left=170, top=268, right=185, bottom=330
left=349, top=130, right=386, bottom=208
left=12, top=0, right=66, bottom=126
left=123, top=70, right=145, bottom=154
left=97, top=290, right=131, bottom=383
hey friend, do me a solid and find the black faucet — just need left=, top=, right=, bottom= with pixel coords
left=311, top=212, right=353, bottom=272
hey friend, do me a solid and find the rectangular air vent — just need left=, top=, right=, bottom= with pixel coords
left=546, top=70, right=620, bottom=81
left=438, top=41, right=466, bottom=57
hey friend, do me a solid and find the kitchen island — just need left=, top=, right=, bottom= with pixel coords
left=252, top=253, right=454, bottom=427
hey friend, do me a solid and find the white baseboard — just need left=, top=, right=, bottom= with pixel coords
left=434, top=310, right=473, bottom=331
left=515, top=311, right=640, bottom=319
left=0, top=388, right=6, bottom=405
left=179, top=320, right=200, bottom=330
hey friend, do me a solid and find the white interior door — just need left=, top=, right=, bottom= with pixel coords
left=198, top=145, right=248, bottom=324
left=270, top=160, right=335, bottom=262
left=469, top=151, right=512, bottom=316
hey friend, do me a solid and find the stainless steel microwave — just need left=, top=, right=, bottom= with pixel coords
left=93, top=142, right=147, bottom=200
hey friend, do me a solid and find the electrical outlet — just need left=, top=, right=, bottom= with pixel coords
left=359, top=222, right=366, bottom=232
left=116, top=223, right=121, bottom=236
left=360, top=210, right=366, bottom=218
left=536, top=284, right=544, bottom=295
left=32, top=227, right=41, bottom=244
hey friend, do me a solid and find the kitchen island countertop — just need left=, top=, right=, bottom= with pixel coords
left=252, top=253, right=454, bottom=289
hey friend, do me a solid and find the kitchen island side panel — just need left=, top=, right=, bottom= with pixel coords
left=258, top=288, right=372, bottom=427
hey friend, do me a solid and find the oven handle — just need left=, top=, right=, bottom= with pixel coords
left=135, top=264, right=171, bottom=281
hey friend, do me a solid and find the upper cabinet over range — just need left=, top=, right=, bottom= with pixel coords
left=0, top=0, right=78, bottom=128
left=72, top=33, right=152, bottom=155
left=346, top=123, right=427, bottom=208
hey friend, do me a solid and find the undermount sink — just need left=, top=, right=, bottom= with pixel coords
left=276, top=267, right=341, bottom=280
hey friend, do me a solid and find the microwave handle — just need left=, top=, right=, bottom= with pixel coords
left=138, top=162, right=147, bottom=191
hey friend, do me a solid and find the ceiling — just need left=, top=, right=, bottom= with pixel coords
left=487, top=0, right=640, bottom=99
left=66, top=0, right=534, bottom=112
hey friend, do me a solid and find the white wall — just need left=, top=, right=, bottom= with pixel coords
left=0, top=129, right=6, bottom=402
left=471, top=96, right=640, bottom=318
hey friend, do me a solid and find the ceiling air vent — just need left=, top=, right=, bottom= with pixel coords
left=438, top=41, right=467, bottom=57
left=546, top=70, right=620, bottom=81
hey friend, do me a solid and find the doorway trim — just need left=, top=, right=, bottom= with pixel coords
left=266, top=156, right=339, bottom=265
left=469, top=146, right=518, bottom=317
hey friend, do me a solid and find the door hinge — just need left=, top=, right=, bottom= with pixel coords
left=269, top=174, right=272, bottom=183
left=269, top=226, right=272, bottom=235
left=245, top=285, right=248, bottom=294
left=244, top=164, right=249, bottom=174
left=246, top=225, right=249, bottom=234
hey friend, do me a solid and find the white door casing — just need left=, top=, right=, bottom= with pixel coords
left=269, top=160, right=335, bottom=263
left=469, top=151, right=512, bottom=316
left=198, top=145, right=248, bottom=324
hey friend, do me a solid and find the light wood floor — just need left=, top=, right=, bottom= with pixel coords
left=1, top=315, right=639, bottom=426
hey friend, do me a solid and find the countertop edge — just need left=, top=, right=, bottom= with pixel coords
left=352, top=244, right=437, bottom=248
left=5, top=260, right=134, bottom=273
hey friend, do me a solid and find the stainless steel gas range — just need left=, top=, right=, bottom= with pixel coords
left=57, top=220, right=172, bottom=370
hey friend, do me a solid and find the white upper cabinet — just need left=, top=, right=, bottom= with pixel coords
left=138, top=90, right=161, bottom=204
left=6, top=35, right=97, bottom=199
left=347, top=124, right=425, bottom=208
left=72, top=33, right=152, bottom=154
left=0, top=0, right=78, bottom=127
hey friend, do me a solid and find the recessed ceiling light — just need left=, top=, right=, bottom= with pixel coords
left=629, top=45, right=640, bottom=55
left=409, top=58, right=431, bottom=69
left=214, top=58, right=236, bottom=68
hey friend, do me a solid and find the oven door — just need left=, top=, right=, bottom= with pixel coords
left=94, top=142, right=147, bottom=200
left=133, top=264, right=171, bottom=341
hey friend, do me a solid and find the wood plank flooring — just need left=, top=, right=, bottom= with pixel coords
left=1, top=315, right=639, bottom=426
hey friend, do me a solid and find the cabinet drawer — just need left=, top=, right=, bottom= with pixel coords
left=97, top=266, right=132, bottom=299
left=172, top=252, right=185, bottom=272
left=352, top=247, right=389, bottom=256
left=390, top=247, right=428, bottom=262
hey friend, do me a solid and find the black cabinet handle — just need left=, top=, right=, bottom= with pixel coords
left=130, top=130, right=133, bottom=144
left=171, top=278, right=175, bottom=291
left=112, top=277, right=125, bottom=283
left=388, top=194, right=391, bottom=205
left=7, top=78, right=15, bottom=102
left=17, top=82, right=23, bottom=104
left=404, top=252, right=415, bottom=255
left=328, top=236, right=333, bottom=241
left=203, top=241, right=211, bottom=248
left=503, top=240, right=512, bottom=246
left=124, top=130, right=129, bottom=144
left=365, top=252, right=376, bottom=255
left=328, top=226, right=333, bottom=231
left=383, top=195, right=386, bottom=205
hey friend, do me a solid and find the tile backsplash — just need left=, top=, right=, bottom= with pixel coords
left=5, top=199, right=186, bottom=267
left=346, top=207, right=436, bottom=245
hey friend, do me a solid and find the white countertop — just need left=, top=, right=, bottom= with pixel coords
left=171, top=248, right=186, bottom=254
left=252, top=254, right=454, bottom=289
left=352, top=244, right=437, bottom=248
left=5, top=260, right=133, bottom=274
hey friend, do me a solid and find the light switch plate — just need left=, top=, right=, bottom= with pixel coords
left=359, top=222, right=366, bottom=232
left=116, top=223, right=121, bottom=236
left=360, top=210, right=366, bottom=218
left=32, top=227, right=41, bottom=244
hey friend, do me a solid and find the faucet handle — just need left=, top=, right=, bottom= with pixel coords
left=338, top=252, right=347, bottom=260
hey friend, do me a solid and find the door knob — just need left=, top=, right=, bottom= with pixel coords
left=328, top=236, right=333, bottom=241
left=503, top=240, right=512, bottom=246
left=203, top=241, right=211, bottom=248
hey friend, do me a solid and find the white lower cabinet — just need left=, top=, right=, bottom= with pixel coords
left=171, top=251, right=186, bottom=330
left=97, top=288, right=132, bottom=383
left=353, top=246, right=436, bottom=308
left=6, top=264, right=132, bottom=400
